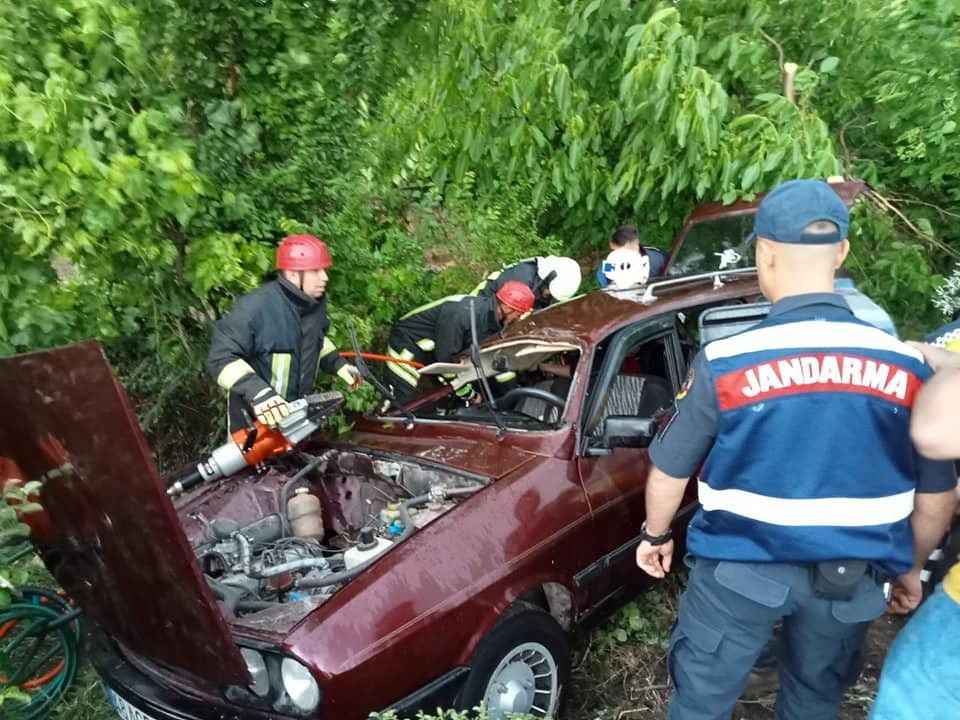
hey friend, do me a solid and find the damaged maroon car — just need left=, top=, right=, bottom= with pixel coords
left=0, top=183, right=863, bottom=720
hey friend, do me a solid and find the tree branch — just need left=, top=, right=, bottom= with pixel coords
left=864, top=187, right=959, bottom=258
left=759, top=29, right=784, bottom=72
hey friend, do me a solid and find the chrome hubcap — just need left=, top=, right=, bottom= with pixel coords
left=482, top=642, right=558, bottom=720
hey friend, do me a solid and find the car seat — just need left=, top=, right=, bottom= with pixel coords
left=513, top=379, right=570, bottom=424
left=590, top=374, right=674, bottom=437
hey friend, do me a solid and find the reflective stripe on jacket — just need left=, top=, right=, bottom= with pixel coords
left=207, top=276, right=345, bottom=432
left=695, top=314, right=931, bottom=576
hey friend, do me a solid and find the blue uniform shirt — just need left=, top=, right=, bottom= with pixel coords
left=651, top=293, right=956, bottom=575
left=833, top=278, right=897, bottom=336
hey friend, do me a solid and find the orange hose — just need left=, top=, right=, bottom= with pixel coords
left=340, top=351, right=424, bottom=369
left=20, top=660, right=66, bottom=690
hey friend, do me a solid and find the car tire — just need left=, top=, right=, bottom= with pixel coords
left=456, top=605, right=570, bottom=720
left=922, top=519, right=960, bottom=599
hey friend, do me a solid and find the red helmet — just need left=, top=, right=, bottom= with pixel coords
left=276, top=234, right=333, bottom=271
left=496, top=280, right=535, bottom=313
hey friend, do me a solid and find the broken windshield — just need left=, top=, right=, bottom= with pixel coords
left=409, top=341, right=581, bottom=430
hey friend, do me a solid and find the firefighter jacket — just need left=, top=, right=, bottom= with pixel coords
left=473, top=259, right=550, bottom=310
left=388, top=294, right=503, bottom=364
left=207, top=276, right=346, bottom=432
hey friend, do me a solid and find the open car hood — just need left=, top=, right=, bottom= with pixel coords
left=0, top=341, right=249, bottom=685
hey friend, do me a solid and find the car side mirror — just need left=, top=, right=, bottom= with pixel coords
left=602, top=415, right=658, bottom=449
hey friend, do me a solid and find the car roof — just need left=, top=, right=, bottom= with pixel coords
left=484, top=180, right=862, bottom=351
left=493, top=271, right=761, bottom=348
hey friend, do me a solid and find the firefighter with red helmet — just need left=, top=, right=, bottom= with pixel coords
left=207, top=234, right=363, bottom=433
left=386, top=281, right=535, bottom=405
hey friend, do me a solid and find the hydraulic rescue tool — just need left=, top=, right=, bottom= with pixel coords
left=166, top=391, right=344, bottom=497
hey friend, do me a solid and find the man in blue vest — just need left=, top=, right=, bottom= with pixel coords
left=634, top=179, right=958, bottom=720
left=596, top=225, right=669, bottom=287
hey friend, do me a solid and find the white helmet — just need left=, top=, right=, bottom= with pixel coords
left=603, top=248, right=650, bottom=289
left=537, top=256, right=582, bottom=302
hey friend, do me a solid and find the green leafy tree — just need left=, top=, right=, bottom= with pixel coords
left=375, top=2, right=839, bottom=258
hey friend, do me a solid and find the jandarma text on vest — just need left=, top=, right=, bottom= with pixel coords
left=716, top=353, right=921, bottom=410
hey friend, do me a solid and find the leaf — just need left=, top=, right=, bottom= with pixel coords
left=763, top=148, right=786, bottom=172
left=583, top=0, right=602, bottom=22
left=614, top=628, right=628, bottom=643
left=129, top=112, right=149, bottom=146
left=675, top=111, right=690, bottom=148
left=553, top=65, right=570, bottom=116
left=531, top=126, right=548, bottom=149
left=695, top=93, right=710, bottom=125
left=742, top=163, right=760, bottom=190
left=623, top=30, right=642, bottom=70
left=819, top=56, right=840, bottom=74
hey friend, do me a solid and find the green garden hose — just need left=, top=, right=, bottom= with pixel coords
left=0, top=597, right=80, bottom=720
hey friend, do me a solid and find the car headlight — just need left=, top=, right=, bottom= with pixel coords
left=281, top=657, right=320, bottom=712
left=240, top=648, right=270, bottom=697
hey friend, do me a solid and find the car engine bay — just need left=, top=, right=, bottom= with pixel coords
left=174, top=448, right=485, bottom=616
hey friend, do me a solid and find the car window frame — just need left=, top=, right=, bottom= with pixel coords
left=577, top=314, right=683, bottom=456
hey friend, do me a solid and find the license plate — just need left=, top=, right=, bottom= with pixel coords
left=108, top=689, right=162, bottom=720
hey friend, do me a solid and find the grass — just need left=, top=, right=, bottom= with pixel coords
left=12, top=561, right=892, bottom=720
left=49, top=665, right=113, bottom=720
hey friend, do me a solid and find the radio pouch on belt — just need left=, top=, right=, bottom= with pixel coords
left=811, top=560, right=868, bottom=601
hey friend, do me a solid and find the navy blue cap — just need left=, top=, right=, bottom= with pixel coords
left=752, top=179, right=849, bottom=244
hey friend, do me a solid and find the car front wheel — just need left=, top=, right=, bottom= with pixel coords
left=457, top=606, right=570, bottom=720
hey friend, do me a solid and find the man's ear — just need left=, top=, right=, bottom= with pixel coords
left=835, top=239, right=850, bottom=268
left=754, top=237, right=773, bottom=270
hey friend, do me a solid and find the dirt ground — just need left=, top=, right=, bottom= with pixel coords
left=567, top=597, right=904, bottom=720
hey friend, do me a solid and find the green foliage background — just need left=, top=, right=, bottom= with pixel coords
left=1, top=2, right=958, bottom=714
left=2, top=0, right=958, bottom=467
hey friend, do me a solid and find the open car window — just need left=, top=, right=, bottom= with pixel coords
left=670, top=213, right=756, bottom=277
left=582, top=319, right=680, bottom=445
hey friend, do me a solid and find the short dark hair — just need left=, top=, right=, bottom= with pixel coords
left=610, top=225, right=640, bottom=247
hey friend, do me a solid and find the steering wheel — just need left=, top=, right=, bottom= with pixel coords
left=496, top=387, right=566, bottom=419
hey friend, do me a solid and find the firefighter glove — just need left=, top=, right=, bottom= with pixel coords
left=337, top=364, right=365, bottom=390
left=252, top=391, right=290, bottom=428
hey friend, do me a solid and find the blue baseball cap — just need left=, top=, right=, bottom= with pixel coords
left=752, top=179, right=849, bottom=244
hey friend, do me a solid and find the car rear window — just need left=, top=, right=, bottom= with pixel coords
left=671, top=213, right=756, bottom=276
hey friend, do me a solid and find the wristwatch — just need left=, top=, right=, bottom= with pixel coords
left=640, top=521, right=673, bottom=546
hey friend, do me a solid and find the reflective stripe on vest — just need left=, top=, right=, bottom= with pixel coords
left=270, top=352, right=292, bottom=398
left=400, top=294, right=465, bottom=321
left=386, top=347, right=419, bottom=386
left=694, top=317, right=929, bottom=576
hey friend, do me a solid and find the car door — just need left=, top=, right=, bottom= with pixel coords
left=573, top=315, right=693, bottom=607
